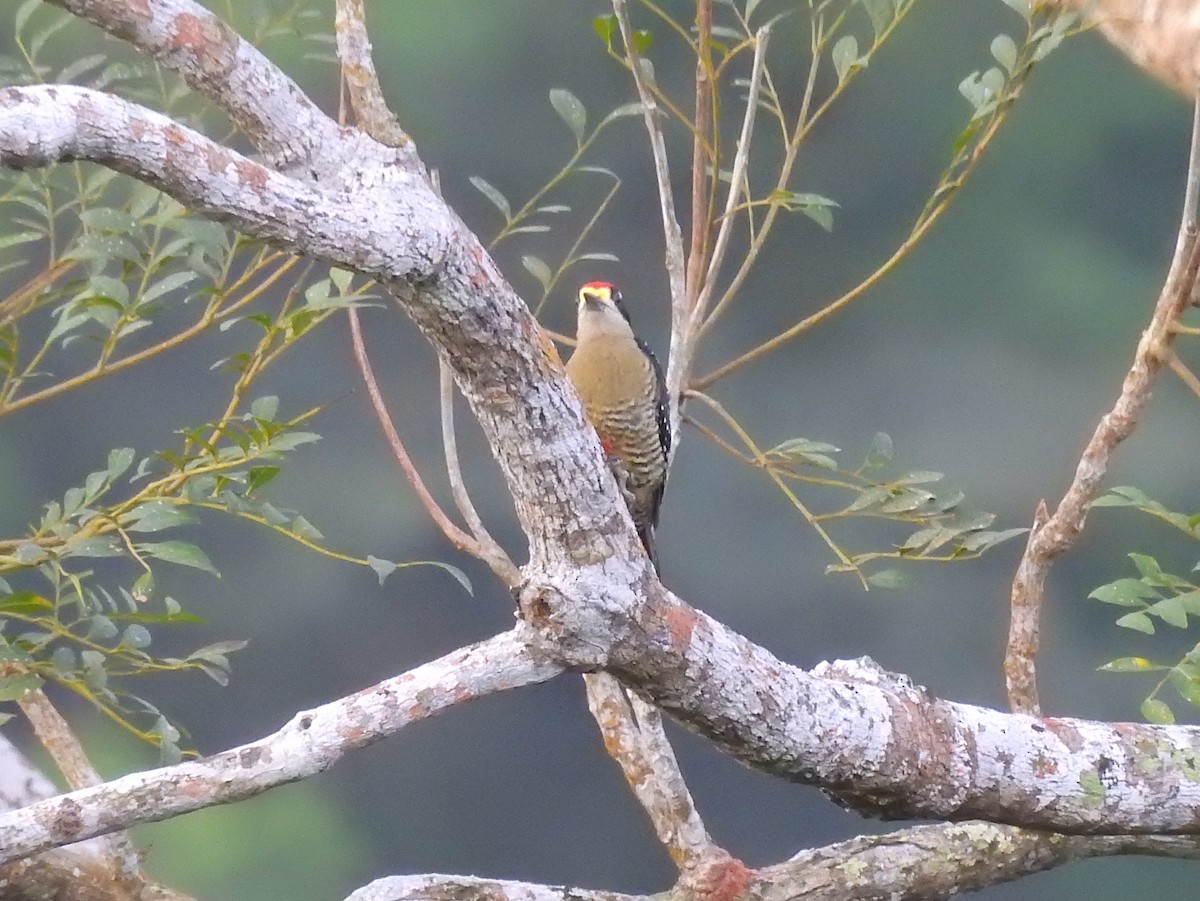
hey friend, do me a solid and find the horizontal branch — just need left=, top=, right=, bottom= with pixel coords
left=756, top=821, right=1200, bottom=900
left=0, top=628, right=562, bottom=865
left=345, top=874, right=640, bottom=901
left=521, top=581, right=1200, bottom=836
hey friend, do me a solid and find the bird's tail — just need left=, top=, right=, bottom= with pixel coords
left=637, top=525, right=660, bottom=574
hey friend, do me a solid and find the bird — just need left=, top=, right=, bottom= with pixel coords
left=565, top=281, right=671, bottom=571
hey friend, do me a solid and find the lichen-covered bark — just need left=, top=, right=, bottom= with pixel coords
left=4, top=1, right=1200, bottom=897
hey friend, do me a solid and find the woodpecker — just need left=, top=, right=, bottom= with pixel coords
left=566, top=281, right=671, bottom=570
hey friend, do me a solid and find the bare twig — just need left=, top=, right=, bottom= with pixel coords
left=684, top=0, right=715, bottom=312
left=584, top=673, right=717, bottom=870
left=1004, top=94, right=1200, bottom=715
left=333, top=0, right=411, bottom=147
left=439, top=359, right=521, bottom=586
left=612, top=0, right=687, bottom=433
left=1168, top=350, right=1200, bottom=399
left=689, top=26, right=771, bottom=334
left=348, top=307, right=518, bottom=581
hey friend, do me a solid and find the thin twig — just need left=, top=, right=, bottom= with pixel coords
left=690, top=26, right=770, bottom=334
left=1168, top=350, right=1200, bottom=399
left=333, top=0, right=410, bottom=147
left=1003, top=93, right=1200, bottom=715
left=348, top=307, right=503, bottom=572
left=684, top=0, right=715, bottom=312
left=613, top=0, right=687, bottom=436
left=686, top=389, right=863, bottom=585
left=439, top=359, right=521, bottom=586
left=583, top=673, right=717, bottom=870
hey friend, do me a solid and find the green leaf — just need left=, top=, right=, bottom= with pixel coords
left=1089, top=578, right=1159, bottom=606
left=863, top=432, right=893, bottom=471
left=63, top=536, right=124, bottom=558
left=122, top=624, right=153, bottom=649
left=860, top=0, right=893, bottom=38
left=600, top=101, right=645, bottom=125
left=957, top=527, right=1027, bottom=554
left=423, top=561, right=473, bottom=595
left=1148, top=597, right=1190, bottom=629
left=1141, top=697, right=1175, bottom=725
left=367, top=554, right=396, bottom=585
left=15, top=0, right=42, bottom=37
left=125, top=500, right=194, bottom=533
left=549, top=88, right=587, bottom=145
left=990, top=34, right=1018, bottom=75
left=86, top=615, right=119, bottom=641
left=831, top=35, right=862, bottom=85
left=266, top=431, right=321, bottom=453
left=592, top=14, right=617, bottom=47
left=1129, top=553, right=1162, bottom=578
left=522, top=255, right=553, bottom=291
left=139, top=541, right=220, bottom=577
left=250, top=395, right=280, bottom=421
left=0, top=592, right=54, bottom=615
left=893, top=470, right=943, bottom=486
left=0, top=672, right=43, bottom=702
left=867, top=568, right=908, bottom=590
left=290, top=515, right=323, bottom=542
left=329, top=267, right=353, bottom=294
left=632, top=30, right=653, bottom=55
left=140, top=270, right=197, bottom=304
left=367, top=555, right=472, bottom=595
left=1094, top=485, right=1156, bottom=508
left=107, top=447, right=135, bottom=480
left=1116, top=611, right=1155, bottom=634
left=469, top=176, right=511, bottom=221
left=247, top=466, right=280, bottom=494
left=999, top=0, right=1031, bottom=20
left=58, top=52, right=108, bottom=84
left=1098, top=657, right=1166, bottom=674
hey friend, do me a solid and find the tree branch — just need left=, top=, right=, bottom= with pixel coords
left=1004, top=93, right=1200, bottom=715
left=583, top=673, right=719, bottom=870
left=333, top=0, right=411, bottom=147
left=349, top=307, right=521, bottom=586
left=46, top=0, right=346, bottom=171
left=0, top=628, right=562, bottom=865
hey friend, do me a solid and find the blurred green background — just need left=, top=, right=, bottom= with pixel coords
left=3, top=0, right=1200, bottom=897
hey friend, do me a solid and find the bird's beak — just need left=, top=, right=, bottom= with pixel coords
left=581, top=293, right=606, bottom=311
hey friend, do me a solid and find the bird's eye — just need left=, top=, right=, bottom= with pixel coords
left=612, top=289, right=622, bottom=303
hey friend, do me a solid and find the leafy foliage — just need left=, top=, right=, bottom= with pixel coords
left=470, top=89, right=644, bottom=313
left=689, top=397, right=1026, bottom=589
left=0, top=1, right=470, bottom=758
left=1089, top=487, right=1200, bottom=724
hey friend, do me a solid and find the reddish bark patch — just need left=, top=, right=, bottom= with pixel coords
left=234, top=158, right=269, bottom=193
left=682, top=856, right=755, bottom=901
left=1032, top=754, right=1058, bottom=777
left=1042, top=717, right=1085, bottom=752
left=170, top=12, right=236, bottom=81
left=205, top=142, right=230, bottom=175
left=663, top=601, right=697, bottom=649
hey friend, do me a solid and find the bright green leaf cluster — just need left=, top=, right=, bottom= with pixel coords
left=1090, top=486, right=1200, bottom=724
